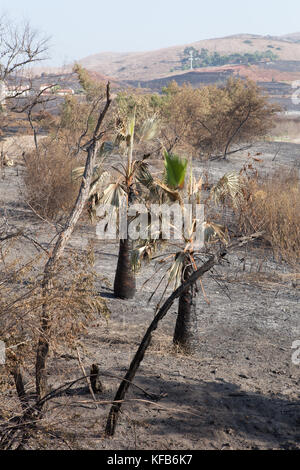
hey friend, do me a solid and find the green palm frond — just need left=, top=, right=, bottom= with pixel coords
left=135, top=161, right=182, bottom=204
left=164, top=151, right=188, bottom=189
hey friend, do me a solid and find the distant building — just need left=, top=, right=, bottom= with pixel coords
left=39, top=84, right=56, bottom=94
left=5, top=85, right=30, bottom=97
left=56, top=88, right=74, bottom=96
left=39, top=84, right=74, bottom=96
left=0, top=82, right=30, bottom=106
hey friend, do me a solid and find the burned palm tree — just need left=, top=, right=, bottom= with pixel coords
left=133, top=152, right=244, bottom=352
left=73, top=110, right=160, bottom=299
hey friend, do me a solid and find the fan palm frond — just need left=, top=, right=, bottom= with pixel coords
left=139, top=115, right=159, bottom=142
left=72, top=165, right=86, bottom=181
left=168, top=251, right=186, bottom=289
left=164, top=151, right=188, bottom=190
left=204, top=221, right=228, bottom=244
left=101, top=182, right=127, bottom=207
left=131, top=241, right=157, bottom=272
left=209, top=172, right=244, bottom=208
left=88, top=170, right=111, bottom=198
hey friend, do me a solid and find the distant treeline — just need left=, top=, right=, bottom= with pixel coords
left=180, top=47, right=279, bottom=69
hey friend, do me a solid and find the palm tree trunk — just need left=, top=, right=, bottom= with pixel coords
left=173, top=264, right=199, bottom=353
left=113, top=238, right=136, bottom=299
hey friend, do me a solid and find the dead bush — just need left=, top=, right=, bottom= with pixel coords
left=24, top=137, right=82, bottom=221
left=0, top=237, right=108, bottom=420
left=269, top=116, right=300, bottom=141
left=238, top=168, right=300, bottom=265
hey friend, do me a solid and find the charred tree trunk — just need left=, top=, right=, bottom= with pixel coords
left=173, top=264, right=199, bottom=353
left=113, top=238, right=136, bottom=299
left=90, top=364, right=104, bottom=394
left=11, top=365, right=28, bottom=410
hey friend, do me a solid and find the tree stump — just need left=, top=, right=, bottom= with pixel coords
left=90, top=364, right=103, bottom=394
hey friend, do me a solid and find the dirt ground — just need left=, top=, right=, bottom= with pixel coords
left=0, top=139, right=299, bottom=450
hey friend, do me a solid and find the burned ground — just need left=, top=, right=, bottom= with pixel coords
left=0, top=140, right=299, bottom=450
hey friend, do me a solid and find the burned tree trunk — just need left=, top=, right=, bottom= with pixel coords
left=113, top=238, right=136, bottom=299
left=90, top=364, right=104, bottom=394
left=173, top=264, right=199, bottom=354
left=105, top=251, right=226, bottom=437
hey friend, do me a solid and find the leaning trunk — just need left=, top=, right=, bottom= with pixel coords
left=113, top=238, right=136, bottom=299
left=173, top=265, right=199, bottom=353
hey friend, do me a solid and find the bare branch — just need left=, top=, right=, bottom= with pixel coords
left=35, top=82, right=111, bottom=402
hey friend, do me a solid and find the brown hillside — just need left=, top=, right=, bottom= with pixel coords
left=79, top=34, right=300, bottom=81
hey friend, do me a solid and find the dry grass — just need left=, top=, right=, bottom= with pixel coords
left=268, top=116, right=300, bottom=142
left=239, top=169, right=300, bottom=265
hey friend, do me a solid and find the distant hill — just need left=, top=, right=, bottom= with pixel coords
left=125, top=63, right=300, bottom=92
left=78, top=33, right=300, bottom=81
left=278, top=33, right=300, bottom=42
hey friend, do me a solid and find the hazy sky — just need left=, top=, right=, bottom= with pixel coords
left=1, top=0, right=300, bottom=66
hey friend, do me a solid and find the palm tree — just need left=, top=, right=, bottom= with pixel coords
left=133, top=152, right=244, bottom=352
left=73, top=110, right=160, bottom=299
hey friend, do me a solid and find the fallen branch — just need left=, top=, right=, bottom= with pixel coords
left=76, top=349, right=97, bottom=407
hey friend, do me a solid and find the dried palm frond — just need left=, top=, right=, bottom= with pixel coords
left=72, top=162, right=112, bottom=221
left=204, top=221, right=229, bottom=244
left=131, top=241, right=157, bottom=272
left=186, top=167, right=203, bottom=204
left=72, top=162, right=105, bottom=183
left=88, top=170, right=111, bottom=198
left=209, top=172, right=244, bottom=208
left=138, top=115, right=159, bottom=142
left=88, top=181, right=126, bottom=224
left=72, top=165, right=86, bottom=181
left=101, top=181, right=126, bottom=207
left=168, top=251, right=186, bottom=289
left=134, top=161, right=154, bottom=189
